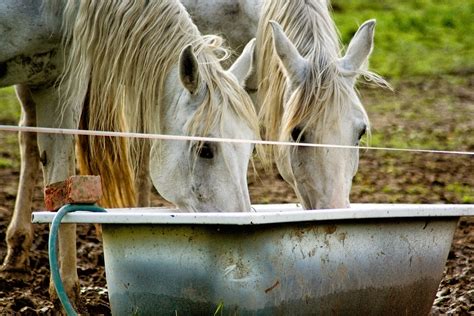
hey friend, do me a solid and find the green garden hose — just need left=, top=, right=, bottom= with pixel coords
left=49, top=204, right=107, bottom=316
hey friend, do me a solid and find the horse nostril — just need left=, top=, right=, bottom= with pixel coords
left=0, top=63, right=7, bottom=78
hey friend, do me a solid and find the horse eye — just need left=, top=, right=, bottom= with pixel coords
left=291, top=127, right=305, bottom=143
left=196, top=143, right=214, bottom=159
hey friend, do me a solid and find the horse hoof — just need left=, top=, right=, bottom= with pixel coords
left=49, top=280, right=86, bottom=314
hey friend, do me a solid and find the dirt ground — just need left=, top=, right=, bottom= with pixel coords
left=0, top=79, right=473, bottom=314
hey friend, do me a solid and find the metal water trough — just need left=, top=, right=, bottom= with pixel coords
left=33, top=204, right=474, bottom=315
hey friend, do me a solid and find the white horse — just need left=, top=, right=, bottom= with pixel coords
left=183, top=0, right=387, bottom=209
left=1, top=0, right=258, bottom=309
left=256, top=0, right=388, bottom=209
left=63, top=0, right=259, bottom=213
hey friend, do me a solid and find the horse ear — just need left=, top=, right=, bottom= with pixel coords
left=179, top=45, right=200, bottom=94
left=269, top=20, right=308, bottom=86
left=340, top=20, right=376, bottom=72
left=229, top=38, right=256, bottom=87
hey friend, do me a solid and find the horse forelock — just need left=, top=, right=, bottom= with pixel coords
left=187, top=37, right=260, bottom=145
left=256, top=0, right=381, bottom=158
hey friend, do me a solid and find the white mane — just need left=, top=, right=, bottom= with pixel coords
left=43, top=0, right=260, bottom=207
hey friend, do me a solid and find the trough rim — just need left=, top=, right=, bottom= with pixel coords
left=31, top=203, right=474, bottom=225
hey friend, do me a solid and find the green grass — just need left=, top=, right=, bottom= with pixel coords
left=446, top=183, right=474, bottom=204
left=213, top=302, right=224, bottom=316
left=369, top=128, right=466, bottom=152
left=361, top=77, right=473, bottom=152
left=0, top=87, right=20, bottom=124
left=332, top=0, right=474, bottom=79
left=0, top=157, right=14, bottom=169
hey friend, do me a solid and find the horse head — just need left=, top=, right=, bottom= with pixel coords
left=150, top=39, right=259, bottom=212
left=269, top=20, right=378, bottom=209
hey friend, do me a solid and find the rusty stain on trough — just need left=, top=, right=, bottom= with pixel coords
left=265, top=280, right=280, bottom=293
left=338, top=232, right=347, bottom=245
left=324, top=224, right=337, bottom=235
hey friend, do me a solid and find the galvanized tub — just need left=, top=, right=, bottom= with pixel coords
left=33, top=204, right=474, bottom=315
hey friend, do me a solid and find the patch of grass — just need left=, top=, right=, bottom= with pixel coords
left=332, top=0, right=474, bottom=79
left=446, top=183, right=474, bottom=204
left=0, top=87, right=20, bottom=124
left=462, top=196, right=474, bottom=204
left=405, top=185, right=430, bottom=195
left=214, top=302, right=224, bottom=316
left=369, top=130, right=461, bottom=152
left=360, top=76, right=473, bottom=153
left=0, top=157, right=14, bottom=169
left=0, top=134, right=20, bottom=161
left=381, top=185, right=397, bottom=194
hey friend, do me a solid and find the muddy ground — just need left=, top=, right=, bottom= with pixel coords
left=0, top=78, right=473, bottom=314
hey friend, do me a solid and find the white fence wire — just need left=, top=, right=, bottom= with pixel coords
left=0, top=125, right=473, bottom=156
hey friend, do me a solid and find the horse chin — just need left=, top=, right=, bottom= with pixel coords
left=185, top=199, right=250, bottom=213
left=301, top=198, right=349, bottom=210
left=294, top=181, right=351, bottom=210
left=313, top=196, right=350, bottom=210
left=170, top=194, right=242, bottom=213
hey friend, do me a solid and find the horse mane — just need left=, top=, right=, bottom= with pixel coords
left=256, top=0, right=384, bottom=156
left=46, top=0, right=259, bottom=207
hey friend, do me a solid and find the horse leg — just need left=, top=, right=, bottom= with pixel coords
left=0, top=85, right=40, bottom=279
left=32, top=85, right=82, bottom=310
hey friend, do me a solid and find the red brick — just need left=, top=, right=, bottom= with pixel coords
left=44, top=176, right=103, bottom=211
